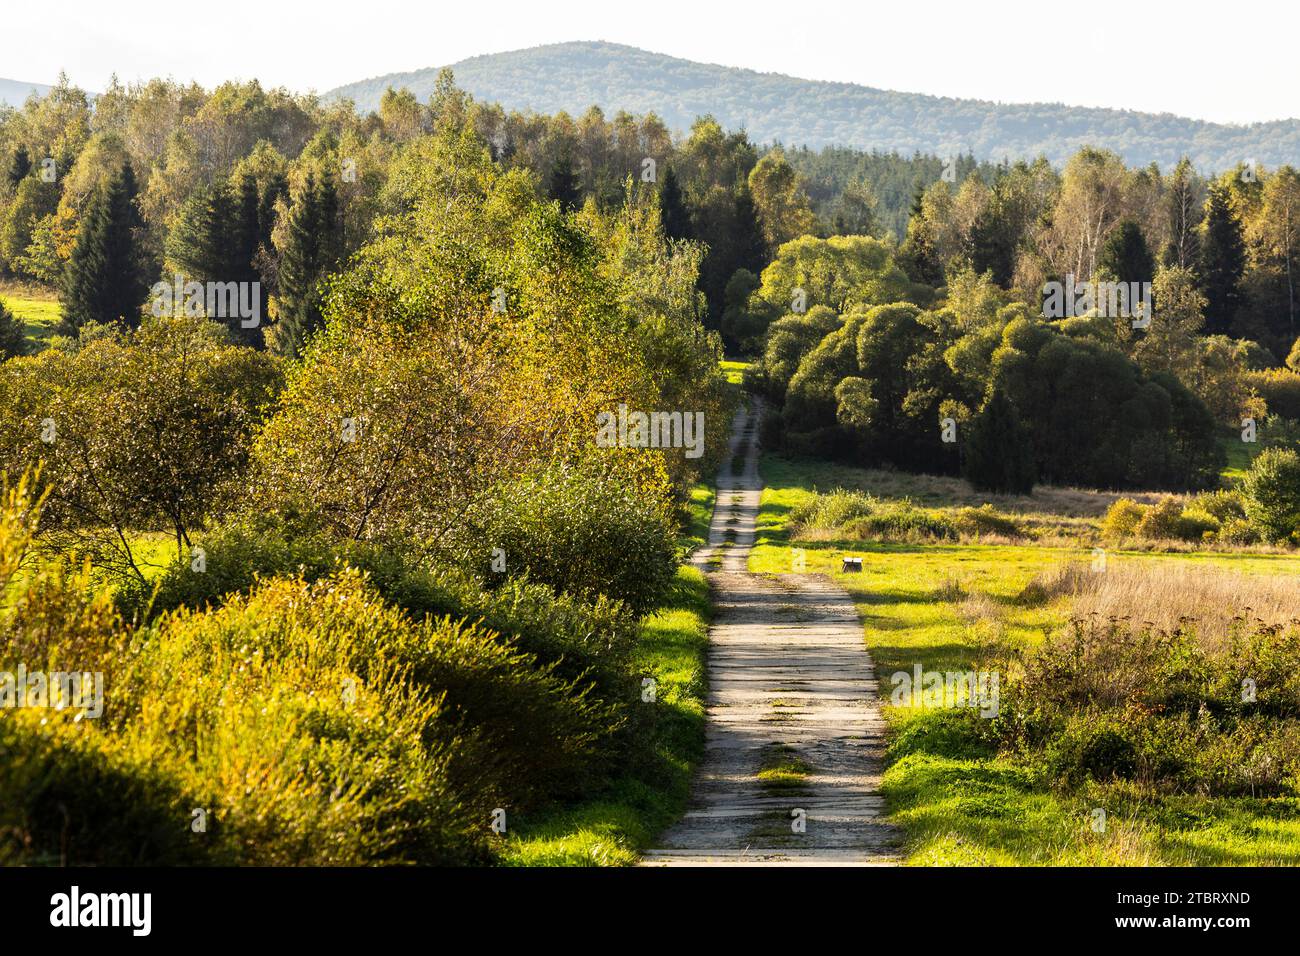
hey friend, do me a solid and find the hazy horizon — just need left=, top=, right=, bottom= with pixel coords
left=3, top=0, right=1297, bottom=125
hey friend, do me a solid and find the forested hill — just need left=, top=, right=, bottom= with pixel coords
left=327, top=41, right=1300, bottom=172
left=0, top=78, right=53, bottom=108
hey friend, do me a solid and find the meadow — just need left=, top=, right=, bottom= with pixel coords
left=0, top=284, right=61, bottom=352
left=750, top=454, right=1300, bottom=865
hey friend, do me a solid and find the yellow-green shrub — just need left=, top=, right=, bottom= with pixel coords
left=1100, top=498, right=1145, bottom=539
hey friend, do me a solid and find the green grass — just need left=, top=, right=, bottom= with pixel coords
left=1220, top=429, right=1263, bottom=483
left=756, top=744, right=813, bottom=792
left=680, top=482, right=716, bottom=557
left=751, top=452, right=1300, bottom=866
left=720, top=358, right=750, bottom=385
left=498, top=563, right=711, bottom=865
left=0, top=292, right=62, bottom=353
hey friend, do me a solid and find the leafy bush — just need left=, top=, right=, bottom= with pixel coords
left=2, top=478, right=635, bottom=865
left=477, top=460, right=679, bottom=616
left=1188, top=489, right=1245, bottom=524
left=1100, top=498, right=1145, bottom=539
left=1216, top=517, right=1260, bottom=545
left=788, top=488, right=878, bottom=533
left=1134, top=496, right=1186, bottom=540
left=125, top=573, right=506, bottom=864
left=1043, top=713, right=1141, bottom=784
left=0, top=710, right=209, bottom=866
left=0, top=319, right=283, bottom=581
left=953, top=504, right=1023, bottom=539
left=124, top=511, right=641, bottom=707
left=994, top=618, right=1300, bottom=796
left=1240, top=447, right=1300, bottom=543
left=1245, top=368, right=1300, bottom=420
left=842, top=502, right=957, bottom=541
left=1103, top=495, right=1227, bottom=543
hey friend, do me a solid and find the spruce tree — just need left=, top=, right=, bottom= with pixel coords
left=898, top=189, right=944, bottom=287
left=731, top=182, right=767, bottom=275
left=314, top=171, right=339, bottom=268
left=6, top=146, right=31, bottom=189
left=1099, top=219, right=1156, bottom=285
left=233, top=173, right=261, bottom=277
left=0, top=299, right=25, bottom=358
left=166, top=181, right=234, bottom=283
left=658, top=166, right=691, bottom=241
left=1198, top=183, right=1246, bottom=335
left=61, top=162, right=149, bottom=333
left=274, top=174, right=323, bottom=358
left=546, top=153, right=581, bottom=211
left=691, top=182, right=767, bottom=329
left=970, top=203, right=1015, bottom=287
left=962, top=389, right=1036, bottom=494
left=230, top=172, right=264, bottom=345
left=163, top=173, right=266, bottom=344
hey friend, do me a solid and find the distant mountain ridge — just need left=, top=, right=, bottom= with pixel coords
left=0, top=77, right=53, bottom=108
left=326, top=41, right=1300, bottom=172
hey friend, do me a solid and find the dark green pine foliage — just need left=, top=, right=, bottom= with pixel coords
left=231, top=172, right=264, bottom=345
left=731, top=182, right=767, bottom=272
left=657, top=165, right=691, bottom=241
left=274, top=173, right=340, bottom=359
left=897, top=189, right=944, bottom=287
left=962, top=389, right=1036, bottom=494
left=970, top=196, right=1017, bottom=287
left=315, top=172, right=339, bottom=267
left=6, top=146, right=31, bottom=188
left=1198, top=184, right=1246, bottom=335
left=61, top=162, right=149, bottom=333
left=166, top=183, right=224, bottom=282
left=0, top=299, right=25, bottom=358
left=546, top=153, right=582, bottom=211
left=1098, top=219, right=1156, bottom=285
left=693, top=181, right=767, bottom=328
left=164, top=173, right=266, bottom=345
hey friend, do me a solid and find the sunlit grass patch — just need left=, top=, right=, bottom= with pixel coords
left=720, top=358, right=750, bottom=385
left=501, top=564, right=710, bottom=866
left=0, top=291, right=62, bottom=352
left=680, top=482, right=716, bottom=556
left=755, top=450, right=1300, bottom=865
left=756, top=744, right=812, bottom=792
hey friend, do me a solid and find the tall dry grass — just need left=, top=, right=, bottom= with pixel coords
left=1021, top=560, right=1300, bottom=646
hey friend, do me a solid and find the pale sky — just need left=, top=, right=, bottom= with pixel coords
left=5, top=0, right=1297, bottom=124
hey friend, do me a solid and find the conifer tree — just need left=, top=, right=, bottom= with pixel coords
left=1198, top=183, right=1246, bottom=335
left=5, top=146, right=31, bottom=189
left=1098, top=219, right=1156, bottom=285
left=658, top=165, right=691, bottom=241
left=165, top=181, right=234, bottom=283
left=274, top=174, right=331, bottom=358
left=164, top=172, right=266, bottom=344
left=0, top=299, right=25, bottom=358
left=61, top=162, right=149, bottom=333
left=898, top=189, right=944, bottom=287
left=731, top=182, right=767, bottom=275
left=546, top=153, right=581, bottom=211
